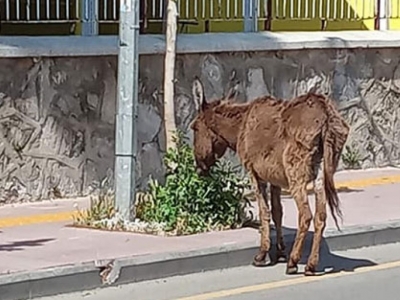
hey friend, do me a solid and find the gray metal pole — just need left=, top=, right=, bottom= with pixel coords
left=114, top=0, right=140, bottom=221
left=244, top=0, right=258, bottom=32
left=81, top=0, right=98, bottom=36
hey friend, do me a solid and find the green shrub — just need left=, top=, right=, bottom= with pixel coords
left=73, top=180, right=116, bottom=229
left=136, top=130, right=251, bottom=235
left=341, top=144, right=362, bottom=170
left=73, top=130, right=251, bottom=236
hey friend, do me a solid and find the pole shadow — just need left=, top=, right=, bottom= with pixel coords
left=0, top=238, right=55, bottom=252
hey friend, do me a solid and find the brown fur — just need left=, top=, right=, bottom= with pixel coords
left=191, top=78, right=350, bottom=275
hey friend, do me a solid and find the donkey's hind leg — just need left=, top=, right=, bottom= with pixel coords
left=270, top=185, right=287, bottom=263
left=286, top=183, right=312, bottom=274
left=251, top=174, right=272, bottom=267
left=305, top=160, right=327, bottom=276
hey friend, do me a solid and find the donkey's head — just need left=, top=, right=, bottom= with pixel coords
left=190, top=78, right=234, bottom=176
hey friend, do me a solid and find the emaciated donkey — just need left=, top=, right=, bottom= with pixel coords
left=190, top=78, right=350, bottom=276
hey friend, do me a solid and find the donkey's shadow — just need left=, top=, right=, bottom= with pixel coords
left=248, top=225, right=377, bottom=274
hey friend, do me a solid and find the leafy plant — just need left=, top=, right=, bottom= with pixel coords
left=73, top=130, right=252, bottom=236
left=136, top=130, right=251, bottom=235
left=341, top=144, right=362, bottom=170
left=73, top=179, right=116, bottom=228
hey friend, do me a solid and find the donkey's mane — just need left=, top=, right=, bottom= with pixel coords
left=282, top=92, right=330, bottom=113
left=212, top=95, right=285, bottom=119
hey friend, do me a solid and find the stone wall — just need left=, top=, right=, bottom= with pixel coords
left=1, top=45, right=400, bottom=203
left=0, top=57, right=117, bottom=202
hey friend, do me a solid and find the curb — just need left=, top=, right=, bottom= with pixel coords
left=1, top=220, right=400, bottom=300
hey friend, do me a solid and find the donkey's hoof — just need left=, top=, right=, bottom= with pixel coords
left=304, top=266, right=326, bottom=276
left=276, top=252, right=287, bottom=263
left=252, top=253, right=272, bottom=267
left=304, top=270, right=325, bottom=276
left=285, top=265, right=298, bottom=275
left=304, top=270, right=317, bottom=276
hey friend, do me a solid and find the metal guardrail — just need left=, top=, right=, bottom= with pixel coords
left=1, top=0, right=79, bottom=22
left=273, top=0, right=375, bottom=20
left=0, top=0, right=396, bottom=34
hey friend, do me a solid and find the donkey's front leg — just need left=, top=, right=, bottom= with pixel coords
left=270, top=184, right=287, bottom=263
left=251, top=174, right=272, bottom=267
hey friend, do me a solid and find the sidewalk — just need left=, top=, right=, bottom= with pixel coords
left=1, top=168, right=400, bottom=299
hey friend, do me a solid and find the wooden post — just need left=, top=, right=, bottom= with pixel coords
left=162, top=0, right=169, bottom=34
left=163, top=0, right=178, bottom=151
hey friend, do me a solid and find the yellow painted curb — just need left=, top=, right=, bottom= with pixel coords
left=335, top=174, right=400, bottom=189
left=0, top=174, right=400, bottom=229
left=0, top=211, right=80, bottom=228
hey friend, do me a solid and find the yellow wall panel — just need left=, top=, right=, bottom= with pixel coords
left=5, top=0, right=400, bottom=35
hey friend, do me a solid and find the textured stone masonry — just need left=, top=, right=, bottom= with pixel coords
left=1, top=47, right=400, bottom=203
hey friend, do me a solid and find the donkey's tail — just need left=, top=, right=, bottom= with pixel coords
left=322, top=101, right=350, bottom=231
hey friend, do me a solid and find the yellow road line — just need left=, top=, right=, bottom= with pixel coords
left=334, top=174, right=400, bottom=189
left=0, top=174, right=400, bottom=229
left=300, top=174, right=400, bottom=194
left=0, top=211, right=80, bottom=228
left=176, top=259, right=400, bottom=300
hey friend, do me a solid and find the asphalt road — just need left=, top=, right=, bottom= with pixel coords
left=37, top=242, right=400, bottom=300
left=218, top=264, right=400, bottom=300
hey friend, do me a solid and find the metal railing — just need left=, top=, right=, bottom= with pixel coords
left=273, top=0, right=375, bottom=20
left=0, top=0, right=397, bottom=34
left=1, top=0, right=79, bottom=23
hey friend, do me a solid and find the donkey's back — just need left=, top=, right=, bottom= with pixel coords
left=236, top=93, right=343, bottom=189
left=236, top=96, right=289, bottom=188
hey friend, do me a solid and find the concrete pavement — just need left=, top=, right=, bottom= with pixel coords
left=1, top=168, right=400, bottom=274
left=1, top=167, right=400, bottom=299
left=34, top=242, right=400, bottom=300
left=1, top=167, right=400, bottom=228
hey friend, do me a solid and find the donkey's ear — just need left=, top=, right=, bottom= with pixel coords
left=192, top=77, right=206, bottom=111
left=225, top=80, right=240, bottom=101
left=225, top=87, right=238, bottom=101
